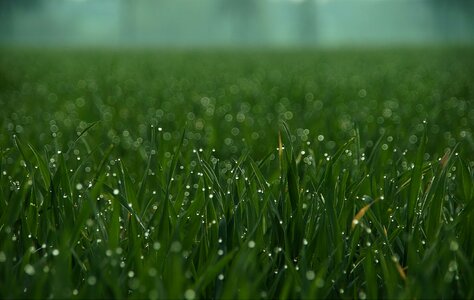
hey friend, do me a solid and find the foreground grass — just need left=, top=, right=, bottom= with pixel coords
left=0, top=48, right=473, bottom=299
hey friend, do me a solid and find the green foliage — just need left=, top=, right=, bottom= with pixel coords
left=0, top=48, right=473, bottom=299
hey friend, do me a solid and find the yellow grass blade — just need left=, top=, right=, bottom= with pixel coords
left=439, top=149, right=450, bottom=169
left=352, top=198, right=380, bottom=229
left=395, top=261, right=407, bottom=281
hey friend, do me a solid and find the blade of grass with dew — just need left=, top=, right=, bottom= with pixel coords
left=104, top=184, right=145, bottom=230
left=364, top=247, right=378, bottom=299
left=459, top=157, right=473, bottom=203
left=405, top=127, right=427, bottom=266
left=118, top=160, right=141, bottom=215
left=27, top=143, right=51, bottom=190
left=280, top=122, right=305, bottom=258
left=73, top=121, right=99, bottom=145
left=424, top=147, right=456, bottom=242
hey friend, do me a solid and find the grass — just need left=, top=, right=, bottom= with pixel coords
left=0, top=47, right=473, bottom=299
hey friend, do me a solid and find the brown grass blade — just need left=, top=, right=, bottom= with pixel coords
left=395, top=260, right=407, bottom=281
left=351, top=197, right=380, bottom=229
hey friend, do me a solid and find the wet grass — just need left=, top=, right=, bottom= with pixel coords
left=0, top=47, right=473, bottom=299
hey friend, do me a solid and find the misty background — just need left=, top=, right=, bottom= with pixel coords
left=0, top=0, right=473, bottom=47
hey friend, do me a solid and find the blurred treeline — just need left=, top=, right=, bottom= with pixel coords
left=0, top=0, right=473, bottom=47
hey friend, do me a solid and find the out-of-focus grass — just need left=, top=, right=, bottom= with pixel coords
left=0, top=47, right=473, bottom=299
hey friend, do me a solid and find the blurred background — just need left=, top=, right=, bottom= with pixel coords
left=0, top=0, right=473, bottom=48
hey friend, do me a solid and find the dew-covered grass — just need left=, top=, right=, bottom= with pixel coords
left=0, top=47, right=473, bottom=299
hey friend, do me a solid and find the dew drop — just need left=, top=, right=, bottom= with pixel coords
left=87, top=276, right=97, bottom=285
left=248, top=240, right=256, bottom=248
left=170, top=241, right=182, bottom=253
left=148, top=268, right=157, bottom=277
left=24, top=264, right=35, bottom=276
left=450, top=241, right=459, bottom=251
left=184, top=289, right=196, bottom=300
left=315, top=277, right=324, bottom=288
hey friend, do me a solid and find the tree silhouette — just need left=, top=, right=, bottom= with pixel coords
left=219, top=0, right=262, bottom=45
left=298, top=0, right=318, bottom=45
left=428, top=0, right=474, bottom=43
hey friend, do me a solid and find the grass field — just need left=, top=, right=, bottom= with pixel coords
left=0, top=47, right=473, bottom=299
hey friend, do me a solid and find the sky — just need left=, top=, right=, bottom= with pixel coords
left=0, top=0, right=473, bottom=47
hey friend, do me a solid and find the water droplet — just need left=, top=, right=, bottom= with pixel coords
left=450, top=241, right=459, bottom=251
left=315, top=277, right=324, bottom=288
left=248, top=240, right=256, bottom=248
left=24, top=264, right=35, bottom=276
left=148, top=267, right=157, bottom=277
left=171, top=241, right=182, bottom=252
left=184, top=289, right=196, bottom=300
left=448, top=261, right=458, bottom=272
left=306, top=270, right=315, bottom=280
left=87, top=276, right=97, bottom=285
